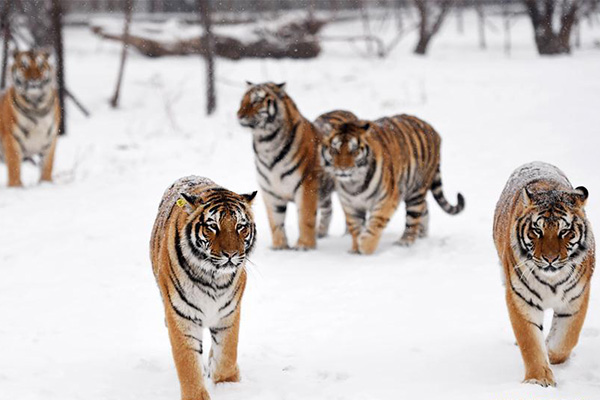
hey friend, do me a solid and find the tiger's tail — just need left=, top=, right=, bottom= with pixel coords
left=431, top=166, right=465, bottom=215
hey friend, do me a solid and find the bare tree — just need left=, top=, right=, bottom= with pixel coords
left=110, top=0, right=134, bottom=108
left=413, top=0, right=453, bottom=55
left=50, top=0, right=66, bottom=135
left=198, top=0, right=216, bottom=115
left=523, top=0, right=580, bottom=55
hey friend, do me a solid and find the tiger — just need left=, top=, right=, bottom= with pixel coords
left=321, top=114, right=465, bottom=255
left=237, top=81, right=331, bottom=249
left=150, top=176, right=257, bottom=400
left=0, top=49, right=60, bottom=187
left=313, top=109, right=359, bottom=237
left=493, top=162, right=595, bottom=387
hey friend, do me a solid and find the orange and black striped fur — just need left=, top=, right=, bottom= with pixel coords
left=321, top=114, right=464, bottom=254
left=237, top=82, right=326, bottom=249
left=150, top=176, right=257, bottom=400
left=493, top=162, right=595, bottom=387
left=314, top=109, right=358, bottom=237
left=0, top=49, right=60, bottom=187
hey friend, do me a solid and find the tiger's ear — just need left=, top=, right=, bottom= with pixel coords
left=246, top=81, right=254, bottom=87
left=357, top=120, right=371, bottom=134
left=38, top=47, right=52, bottom=59
left=275, top=82, right=286, bottom=90
left=179, top=192, right=198, bottom=214
left=522, top=187, right=534, bottom=207
left=574, top=186, right=588, bottom=207
left=241, top=191, right=257, bottom=205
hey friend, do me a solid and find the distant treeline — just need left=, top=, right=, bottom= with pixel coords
left=62, top=0, right=523, bottom=14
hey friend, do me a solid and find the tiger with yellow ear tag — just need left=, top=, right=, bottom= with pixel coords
left=150, top=176, right=257, bottom=400
left=0, top=49, right=60, bottom=187
left=494, top=162, right=595, bottom=387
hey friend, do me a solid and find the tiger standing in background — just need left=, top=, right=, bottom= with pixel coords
left=321, top=114, right=464, bottom=255
left=493, top=162, right=595, bottom=387
left=0, top=49, right=60, bottom=187
left=237, top=82, right=330, bottom=249
left=314, top=109, right=358, bottom=237
left=150, top=176, right=257, bottom=400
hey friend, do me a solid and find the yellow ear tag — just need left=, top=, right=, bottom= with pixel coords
left=176, top=198, right=188, bottom=208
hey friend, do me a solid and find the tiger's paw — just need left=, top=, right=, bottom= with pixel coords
left=271, top=244, right=290, bottom=251
left=357, top=236, right=378, bottom=255
left=293, top=241, right=316, bottom=251
left=213, top=366, right=241, bottom=384
left=182, top=387, right=211, bottom=400
left=548, top=349, right=571, bottom=365
left=395, top=235, right=416, bottom=247
left=524, top=366, right=556, bottom=387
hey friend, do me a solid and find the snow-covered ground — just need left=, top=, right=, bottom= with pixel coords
left=1, top=10, right=600, bottom=400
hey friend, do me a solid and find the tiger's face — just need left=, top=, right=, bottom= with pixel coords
left=237, top=82, right=286, bottom=134
left=182, top=191, right=257, bottom=274
left=11, top=50, right=55, bottom=107
left=322, top=121, right=372, bottom=182
left=515, top=187, right=589, bottom=276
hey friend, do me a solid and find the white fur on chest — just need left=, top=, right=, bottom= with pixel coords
left=173, top=266, right=240, bottom=328
left=14, top=110, right=57, bottom=157
left=511, top=263, right=586, bottom=312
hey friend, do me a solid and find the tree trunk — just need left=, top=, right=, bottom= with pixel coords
left=0, top=0, right=11, bottom=90
left=413, top=0, right=451, bottom=56
left=476, top=4, right=486, bottom=50
left=456, top=0, right=464, bottom=34
left=198, top=0, right=216, bottom=115
left=524, top=0, right=580, bottom=55
left=110, top=0, right=134, bottom=108
left=414, top=34, right=431, bottom=55
left=503, top=3, right=511, bottom=56
left=50, top=0, right=66, bottom=136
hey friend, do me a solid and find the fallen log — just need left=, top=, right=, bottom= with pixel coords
left=91, top=17, right=325, bottom=59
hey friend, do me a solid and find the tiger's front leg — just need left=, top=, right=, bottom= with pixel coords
left=1, top=132, right=23, bottom=187
left=547, top=287, right=590, bottom=365
left=358, top=196, right=399, bottom=255
left=208, top=308, right=242, bottom=384
left=342, top=206, right=365, bottom=253
left=264, top=196, right=289, bottom=250
left=40, top=136, right=58, bottom=182
left=164, top=304, right=210, bottom=400
left=506, top=284, right=555, bottom=387
left=317, top=173, right=335, bottom=238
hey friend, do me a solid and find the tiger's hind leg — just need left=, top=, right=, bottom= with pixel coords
left=209, top=308, right=242, bottom=384
left=547, top=287, right=590, bottom=365
left=295, top=174, right=318, bottom=250
left=397, top=192, right=428, bottom=247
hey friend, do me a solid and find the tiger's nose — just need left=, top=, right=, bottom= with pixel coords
left=222, top=251, right=236, bottom=260
left=543, top=255, right=559, bottom=265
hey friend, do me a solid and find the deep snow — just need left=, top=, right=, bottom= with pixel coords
left=1, top=11, right=599, bottom=400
